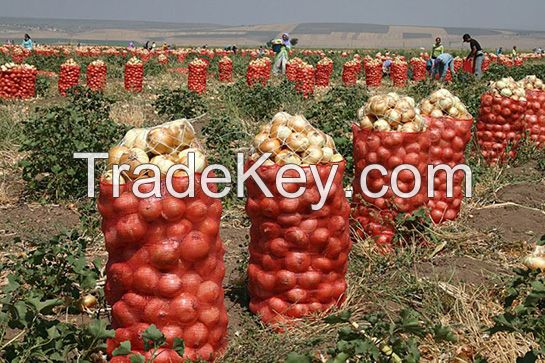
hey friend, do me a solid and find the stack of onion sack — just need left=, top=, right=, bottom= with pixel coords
left=342, top=60, right=359, bottom=86
left=58, top=58, right=80, bottom=96
left=10, top=47, right=30, bottom=64
left=188, top=58, right=208, bottom=94
left=419, top=89, right=473, bottom=224
left=245, top=112, right=349, bottom=325
left=247, top=58, right=270, bottom=86
left=286, top=58, right=303, bottom=82
left=476, top=77, right=527, bottom=164
left=353, top=93, right=429, bottom=250
left=519, top=75, right=545, bottom=147
left=158, top=54, right=168, bottom=65
left=315, top=57, right=333, bottom=87
left=364, top=58, right=382, bottom=87
left=410, top=58, right=427, bottom=81
left=295, top=63, right=315, bottom=98
left=124, top=57, right=144, bottom=93
left=390, top=58, right=408, bottom=87
left=100, top=119, right=228, bottom=362
left=0, top=62, right=37, bottom=99
left=86, top=59, right=107, bottom=92
left=218, top=56, right=233, bottom=83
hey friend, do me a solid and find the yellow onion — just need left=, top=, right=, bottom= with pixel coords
left=524, top=256, right=545, bottom=271
left=253, top=132, right=270, bottom=149
left=369, top=98, right=388, bottom=116
left=108, top=145, right=130, bottom=166
left=258, top=138, right=282, bottom=155
left=302, top=146, right=324, bottom=164
left=401, top=108, right=416, bottom=123
left=321, top=147, right=334, bottom=162
left=178, top=148, right=207, bottom=173
left=325, top=134, right=335, bottom=149
left=357, top=106, right=366, bottom=121
left=306, top=130, right=326, bottom=147
left=118, top=148, right=149, bottom=180
left=438, top=97, right=453, bottom=110
left=401, top=122, right=418, bottom=132
left=385, top=109, right=402, bottom=127
left=122, top=128, right=147, bottom=150
left=287, top=115, right=309, bottom=132
left=271, top=124, right=293, bottom=140
left=373, top=119, right=391, bottom=132
left=168, top=119, right=195, bottom=147
left=102, top=169, right=126, bottom=185
left=147, top=127, right=177, bottom=155
left=78, top=294, right=98, bottom=311
left=274, top=150, right=302, bottom=165
left=360, top=116, right=373, bottom=129
left=286, top=132, right=310, bottom=152
left=151, top=155, right=175, bottom=175
left=271, top=112, right=290, bottom=125
left=431, top=109, right=444, bottom=118
left=330, top=153, right=344, bottom=162
left=447, top=107, right=460, bottom=117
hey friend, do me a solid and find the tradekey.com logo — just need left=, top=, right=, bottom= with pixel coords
left=75, top=152, right=472, bottom=210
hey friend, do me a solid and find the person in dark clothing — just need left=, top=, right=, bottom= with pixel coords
left=144, top=41, right=150, bottom=50
left=463, top=33, right=484, bottom=79
left=232, top=45, right=237, bottom=55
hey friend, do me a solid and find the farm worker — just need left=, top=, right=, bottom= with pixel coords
left=151, top=42, right=156, bottom=50
left=282, top=33, right=292, bottom=49
left=272, top=38, right=288, bottom=75
left=128, top=41, right=134, bottom=49
left=512, top=46, right=518, bottom=58
left=463, top=33, right=484, bottom=79
left=382, top=58, right=392, bottom=76
left=431, top=37, right=444, bottom=59
left=232, top=44, right=238, bottom=55
left=432, top=53, right=455, bottom=81
left=22, top=34, right=33, bottom=50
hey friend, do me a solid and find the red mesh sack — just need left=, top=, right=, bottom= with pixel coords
left=295, top=64, right=315, bottom=97
left=342, top=60, right=358, bottom=86
left=390, top=59, right=408, bottom=87
left=86, top=60, right=107, bottom=92
left=100, top=176, right=227, bottom=362
left=218, top=56, right=233, bottom=83
left=427, top=117, right=472, bottom=223
left=515, top=58, right=523, bottom=66
left=58, top=59, right=80, bottom=96
left=315, top=58, right=333, bottom=87
left=364, top=60, right=382, bottom=87
left=524, top=90, right=545, bottom=147
left=124, top=58, right=144, bottom=93
left=247, top=58, right=270, bottom=86
left=453, top=58, right=463, bottom=73
left=482, top=56, right=491, bottom=72
left=462, top=59, right=473, bottom=73
left=188, top=59, right=208, bottom=94
left=286, top=58, right=302, bottom=82
left=352, top=127, right=430, bottom=249
left=101, top=120, right=227, bottom=362
left=410, top=58, right=427, bottom=81
left=245, top=161, right=351, bottom=325
left=477, top=91, right=527, bottom=164
left=0, top=63, right=37, bottom=99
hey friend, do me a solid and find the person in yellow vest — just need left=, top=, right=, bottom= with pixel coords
left=431, top=37, right=444, bottom=59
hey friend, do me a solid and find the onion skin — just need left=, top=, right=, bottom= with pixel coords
left=147, top=128, right=177, bottom=155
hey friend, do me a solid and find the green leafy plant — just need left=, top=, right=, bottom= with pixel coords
left=154, top=88, right=207, bottom=120
left=113, top=325, right=185, bottom=363
left=287, top=309, right=456, bottom=363
left=488, top=235, right=545, bottom=362
left=19, top=87, right=128, bottom=201
left=305, top=85, right=368, bottom=184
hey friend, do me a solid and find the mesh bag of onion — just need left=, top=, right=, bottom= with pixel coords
left=124, top=57, right=144, bottom=93
left=519, top=76, right=545, bottom=147
left=0, top=62, right=37, bottom=99
left=353, top=93, right=429, bottom=251
left=86, top=59, right=107, bottom=92
left=364, top=58, right=382, bottom=87
left=245, top=113, right=351, bottom=326
left=218, top=56, right=233, bottom=83
left=58, top=58, right=81, bottom=96
left=476, top=77, right=527, bottom=164
left=390, top=58, right=409, bottom=87
left=100, top=119, right=227, bottom=362
left=419, top=89, right=473, bottom=224
left=188, top=59, right=208, bottom=94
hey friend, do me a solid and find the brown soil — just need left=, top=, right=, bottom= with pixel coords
left=466, top=204, right=545, bottom=243
left=220, top=223, right=251, bottom=336
left=503, top=161, right=544, bottom=181
left=0, top=204, right=80, bottom=243
left=416, top=256, right=507, bottom=286
left=496, top=182, right=545, bottom=209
